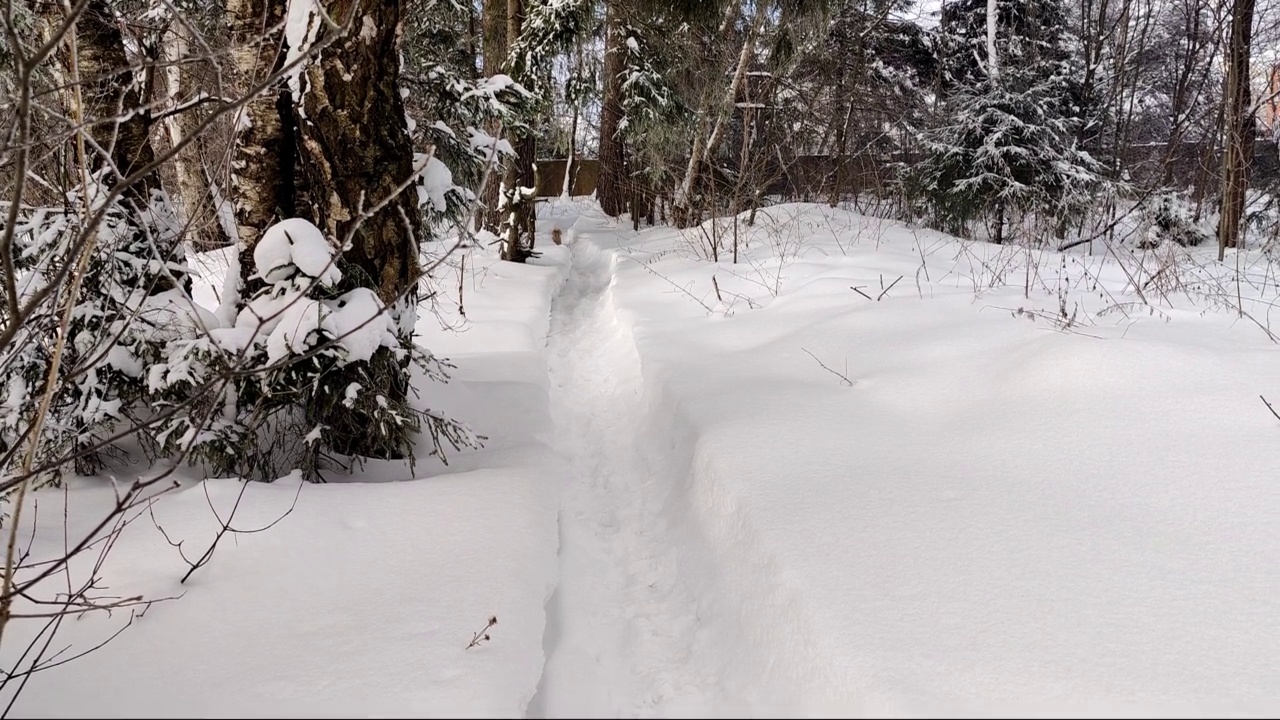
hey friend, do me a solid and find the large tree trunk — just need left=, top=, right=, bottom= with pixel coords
left=152, top=20, right=225, bottom=250
left=500, top=133, right=537, bottom=262
left=291, top=0, right=423, bottom=458
left=298, top=0, right=423, bottom=304
left=57, top=0, right=159, bottom=200
left=498, top=0, right=537, bottom=262
left=596, top=1, right=627, bottom=217
left=1218, top=0, right=1256, bottom=259
left=227, top=0, right=292, bottom=274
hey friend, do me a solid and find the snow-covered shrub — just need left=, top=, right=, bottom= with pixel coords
left=1140, top=192, right=1212, bottom=248
left=1244, top=189, right=1280, bottom=252
left=0, top=182, right=200, bottom=483
left=180, top=218, right=477, bottom=481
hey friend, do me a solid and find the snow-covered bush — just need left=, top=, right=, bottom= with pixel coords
left=0, top=191, right=476, bottom=488
left=176, top=218, right=477, bottom=481
left=0, top=182, right=199, bottom=483
left=1140, top=192, right=1212, bottom=248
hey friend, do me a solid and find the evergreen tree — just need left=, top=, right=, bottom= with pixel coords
left=916, top=0, right=1101, bottom=244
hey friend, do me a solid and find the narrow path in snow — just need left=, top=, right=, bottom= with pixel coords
left=528, top=238, right=714, bottom=718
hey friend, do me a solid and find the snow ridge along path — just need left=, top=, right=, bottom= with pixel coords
left=530, top=238, right=719, bottom=718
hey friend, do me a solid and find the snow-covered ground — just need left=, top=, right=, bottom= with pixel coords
left=8, top=200, right=1280, bottom=717
left=5, top=242, right=571, bottom=718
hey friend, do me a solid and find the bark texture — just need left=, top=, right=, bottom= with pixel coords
left=298, top=0, right=423, bottom=304
left=228, top=0, right=292, bottom=257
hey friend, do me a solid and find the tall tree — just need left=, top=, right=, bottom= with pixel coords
left=493, top=0, right=588, bottom=260
left=918, top=0, right=1100, bottom=243
left=297, top=0, right=423, bottom=305
left=476, top=0, right=510, bottom=235
left=54, top=0, right=160, bottom=199
left=596, top=0, right=627, bottom=217
left=220, top=0, right=439, bottom=466
left=1218, top=0, right=1256, bottom=258
left=593, top=0, right=727, bottom=221
left=500, top=0, right=538, bottom=261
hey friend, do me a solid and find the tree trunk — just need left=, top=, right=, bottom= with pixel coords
left=497, top=0, right=538, bottom=262
left=58, top=0, right=159, bottom=200
left=290, top=0, right=423, bottom=459
left=1218, top=0, right=1256, bottom=259
left=597, top=1, right=627, bottom=217
left=298, top=0, right=423, bottom=304
left=564, top=104, right=579, bottom=197
left=227, top=0, right=292, bottom=277
left=563, top=32, right=583, bottom=198
left=475, top=0, right=508, bottom=234
left=985, top=0, right=999, bottom=81
left=153, top=19, right=224, bottom=250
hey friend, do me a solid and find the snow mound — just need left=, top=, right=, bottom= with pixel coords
left=324, top=287, right=399, bottom=364
left=253, top=217, right=342, bottom=286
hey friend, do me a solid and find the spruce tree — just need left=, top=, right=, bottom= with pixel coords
left=916, top=0, right=1101, bottom=243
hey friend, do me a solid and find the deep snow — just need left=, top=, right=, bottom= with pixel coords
left=7, top=199, right=1280, bottom=717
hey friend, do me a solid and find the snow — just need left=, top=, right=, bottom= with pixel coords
left=531, top=202, right=1280, bottom=716
left=465, top=74, right=516, bottom=100
left=324, top=287, right=398, bottom=364
left=9, top=199, right=1280, bottom=716
left=264, top=296, right=326, bottom=363
left=7, top=235, right=572, bottom=718
left=4, top=473, right=560, bottom=718
left=283, top=0, right=322, bottom=98
left=236, top=286, right=305, bottom=335
left=466, top=127, right=515, bottom=160
left=418, top=153, right=454, bottom=213
left=252, top=217, right=342, bottom=286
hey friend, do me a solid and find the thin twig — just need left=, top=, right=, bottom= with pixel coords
left=1262, top=395, right=1280, bottom=422
left=877, top=275, right=904, bottom=301
left=466, top=615, right=498, bottom=649
left=801, top=347, right=853, bottom=387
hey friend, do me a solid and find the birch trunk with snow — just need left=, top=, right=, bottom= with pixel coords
left=153, top=20, right=224, bottom=249
left=228, top=0, right=291, bottom=259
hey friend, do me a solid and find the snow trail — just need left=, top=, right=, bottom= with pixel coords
left=529, top=238, right=716, bottom=717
